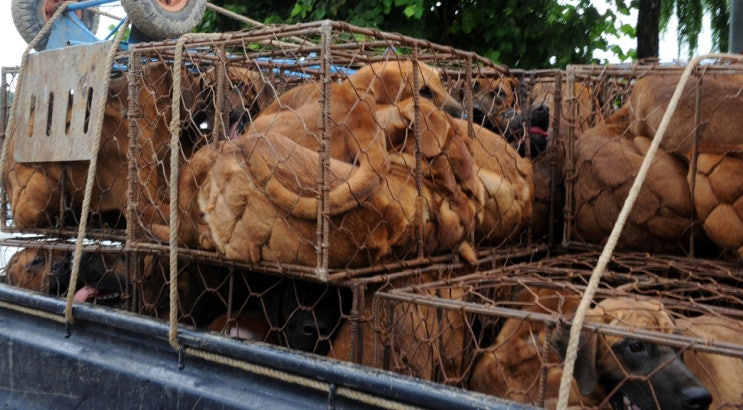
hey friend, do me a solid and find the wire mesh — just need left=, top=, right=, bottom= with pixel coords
left=374, top=251, right=743, bottom=408
left=563, top=60, right=743, bottom=262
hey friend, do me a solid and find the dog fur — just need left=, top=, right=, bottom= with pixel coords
left=327, top=272, right=467, bottom=383
left=571, top=125, right=708, bottom=254
left=610, top=74, right=743, bottom=259
left=3, top=61, right=260, bottom=232
left=452, top=118, right=533, bottom=245
left=244, top=60, right=464, bottom=220
left=2, top=247, right=129, bottom=307
left=677, top=314, right=743, bottom=409
left=167, top=96, right=480, bottom=266
left=451, top=75, right=520, bottom=134
left=196, top=128, right=478, bottom=267
left=471, top=290, right=712, bottom=409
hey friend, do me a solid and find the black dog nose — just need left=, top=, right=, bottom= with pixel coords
left=682, top=386, right=712, bottom=410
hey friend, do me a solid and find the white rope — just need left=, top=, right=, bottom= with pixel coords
left=64, top=19, right=130, bottom=324
left=167, top=32, right=228, bottom=350
left=556, top=53, right=743, bottom=409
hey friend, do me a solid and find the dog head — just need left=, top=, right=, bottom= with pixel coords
left=2, top=248, right=129, bottom=308
left=197, top=65, right=275, bottom=140
left=555, top=298, right=712, bottom=410
left=349, top=60, right=464, bottom=118
left=510, top=103, right=551, bottom=158
left=467, top=76, right=521, bottom=132
left=267, top=280, right=350, bottom=355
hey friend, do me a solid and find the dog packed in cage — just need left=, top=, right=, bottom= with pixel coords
left=566, top=61, right=743, bottom=262
left=0, top=22, right=545, bottom=275
left=371, top=253, right=743, bottom=409
left=1, top=244, right=131, bottom=308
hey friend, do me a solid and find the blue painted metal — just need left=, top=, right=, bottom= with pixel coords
left=45, top=9, right=99, bottom=49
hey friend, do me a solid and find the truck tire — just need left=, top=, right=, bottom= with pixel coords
left=11, top=0, right=100, bottom=51
left=121, top=0, right=207, bottom=40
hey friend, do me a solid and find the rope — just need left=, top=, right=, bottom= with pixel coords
left=1, top=2, right=74, bottom=203
left=167, top=32, right=227, bottom=350
left=186, top=347, right=421, bottom=410
left=64, top=19, right=130, bottom=324
left=0, top=300, right=67, bottom=324
left=555, top=53, right=742, bottom=409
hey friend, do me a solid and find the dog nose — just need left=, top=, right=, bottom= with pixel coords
left=682, top=385, right=712, bottom=410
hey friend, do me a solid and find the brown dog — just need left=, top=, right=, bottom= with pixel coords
left=677, top=314, right=743, bottom=409
left=450, top=75, right=521, bottom=134
left=4, top=61, right=263, bottom=232
left=244, top=60, right=464, bottom=220
left=197, top=132, right=478, bottom=267
left=2, top=247, right=129, bottom=307
left=167, top=97, right=479, bottom=266
left=452, top=118, right=533, bottom=245
left=471, top=290, right=712, bottom=409
left=609, top=74, right=743, bottom=259
left=571, top=126, right=705, bottom=254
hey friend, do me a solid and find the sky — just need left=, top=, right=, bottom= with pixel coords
left=0, top=2, right=714, bottom=70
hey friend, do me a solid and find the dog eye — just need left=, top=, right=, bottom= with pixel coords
left=628, top=341, right=645, bottom=353
left=30, top=256, right=45, bottom=269
left=419, top=86, right=434, bottom=99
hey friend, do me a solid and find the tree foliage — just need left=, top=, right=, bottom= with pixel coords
left=659, top=0, right=729, bottom=56
left=196, top=0, right=624, bottom=69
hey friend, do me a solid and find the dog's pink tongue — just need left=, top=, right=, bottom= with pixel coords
left=74, top=286, right=96, bottom=302
left=228, top=121, right=241, bottom=140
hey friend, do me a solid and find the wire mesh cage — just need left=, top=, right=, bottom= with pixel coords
left=562, top=59, right=743, bottom=262
left=115, top=20, right=548, bottom=281
left=373, top=251, right=743, bottom=408
left=0, top=20, right=564, bottom=373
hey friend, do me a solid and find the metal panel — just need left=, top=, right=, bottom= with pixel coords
left=12, top=41, right=112, bottom=162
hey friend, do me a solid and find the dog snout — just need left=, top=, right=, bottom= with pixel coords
left=681, top=385, right=712, bottom=410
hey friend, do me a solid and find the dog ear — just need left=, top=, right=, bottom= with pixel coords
left=553, top=325, right=599, bottom=396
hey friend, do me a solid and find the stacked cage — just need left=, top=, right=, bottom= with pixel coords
left=562, top=60, right=743, bottom=261
left=374, top=251, right=743, bottom=408
left=0, top=20, right=562, bottom=376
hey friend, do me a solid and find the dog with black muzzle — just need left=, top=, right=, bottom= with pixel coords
left=471, top=290, right=712, bottom=410
left=2, top=248, right=129, bottom=308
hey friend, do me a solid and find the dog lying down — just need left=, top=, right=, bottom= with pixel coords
left=160, top=97, right=481, bottom=267
left=2, top=247, right=129, bottom=307
left=244, top=60, right=465, bottom=221
left=470, top=289, right=712, bottom=410
left=196, top=131, right=478, bottom=268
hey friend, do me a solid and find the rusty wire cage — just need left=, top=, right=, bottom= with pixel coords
left=119, top=20, right=547, bottom=282
left=373, top=251, right=743, bottom=408
left=0, top=20, right=564, bottom=376
left=561, top=60, right=743, bottom=261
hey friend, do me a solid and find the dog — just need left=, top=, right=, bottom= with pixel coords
left=243, top=60, right=465, bottom=220
left=265, top=279, right=351, bottom=355
left=165, top=96, right=479, bottom=266
left=450, top=74, right=521, bottom=135
left=451, top=118, right=533, bottom=245
left=571, top=125, right=708, bottom=254
left=690, top=151, right=743, bottom=261
left=3, top=61, right=262, bottom=232
left=204, top=275, right=350, bottom=355
left=677, top=314, right=743, bottom=409
left=2, top=247, right=129, bottom=308
left=471, top=289, right=712, bottom=409
left=327, top=272, right=468, bottom=383
left=623, top=74, right=743, bottom=162
left=606, top=74, right=743, bottom=260
left=196, top=132, right=478, bottom=267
